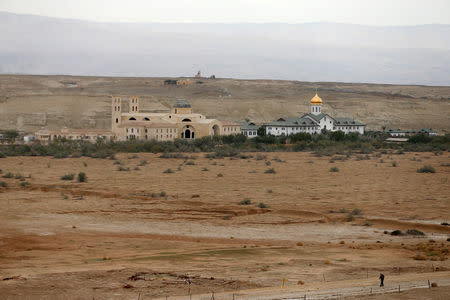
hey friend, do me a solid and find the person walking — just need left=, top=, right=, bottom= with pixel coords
left=379, top=273, right=385, bottom=287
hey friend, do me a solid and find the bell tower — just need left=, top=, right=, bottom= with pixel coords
left=112, top=96, right=122, bottom=130
left=310, top=89, right=323, bottom=115
left=129, top=96, right=140, bottom=113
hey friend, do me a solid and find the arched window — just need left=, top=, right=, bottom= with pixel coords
left=182, top=118, right=191, bottom=122
left=116, top=118, right=119, bottom=124
left=129, top=117, right=136, bottom=121
left=143, top=117, right=150, bottom=121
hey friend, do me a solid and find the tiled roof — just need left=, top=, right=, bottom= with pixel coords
left=334, top=117, right=365, bottom=126
left=173, top=99, right=191, bottom=108
left=266, top=117, right=318, bottom=127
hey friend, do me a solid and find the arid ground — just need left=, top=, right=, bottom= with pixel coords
left=1, top=75, right=450, bottom=133
left=0, top=151, right=449, bottom=299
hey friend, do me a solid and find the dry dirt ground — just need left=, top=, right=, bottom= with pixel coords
left=0, top=151, right=449, bottom=299
left=1, top=75, right=450, bottom=133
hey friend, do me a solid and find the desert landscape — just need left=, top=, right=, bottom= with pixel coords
left=1, top=75, right=450, bottom=134
left=0, top=150, right=449, bottom=299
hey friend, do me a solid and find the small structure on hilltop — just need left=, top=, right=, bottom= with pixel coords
left=266, top=90, right=365, bottom=136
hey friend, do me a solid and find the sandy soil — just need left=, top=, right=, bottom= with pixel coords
left=1, top=75, right=449, bottom=133
left=0, top=151, right=449, bottom=299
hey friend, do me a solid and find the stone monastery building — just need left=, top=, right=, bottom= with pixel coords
left=112, top=96, right=240, bottom=141
left=266, top=91, right=365, bottom=136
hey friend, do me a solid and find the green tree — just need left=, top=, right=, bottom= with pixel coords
left=4, top=130, right=19, bottom=142
left=257, top=126, right=266, bottom=137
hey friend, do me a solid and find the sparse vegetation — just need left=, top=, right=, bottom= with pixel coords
left=217, top=173, right=223, bottom=177
left=239, top=198, right=252, bottom=205
left=0, top=181, right=7, bottom=187
left=264, top=168, right=276, bottom=174
left=417, top=165, right=436, bottom=173
left=329, top=166, right=339, bottom=172
left=117, top=166, right=130, bottom=171
left=392, top=161, right=397, bottom=167
left=257, top=202, right=268, bottom=208
left=163, top=168, right=174, bottom=174
left=391, top=230, right=404, bottom=236
left=138, top=160, right=148, bottom=166
left=77, top=172, right=87, bottom=182
left=185, top=160, right=195, bottom=165
left=406, top=229, right=425, bottom=236
left=61, top=173, right=75, bottom=180
left=2, top=172, right=13, bottom=178
left=20, top=181, right=30, bottom=188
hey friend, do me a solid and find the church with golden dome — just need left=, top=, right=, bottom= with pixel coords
left=265, top=90, right=365, bottom=136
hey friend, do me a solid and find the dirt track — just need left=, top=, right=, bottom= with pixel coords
left=0, top=151, right=449, bottom=299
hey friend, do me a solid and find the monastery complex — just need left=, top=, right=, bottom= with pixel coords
left=35, top=91, right=367, bottom=143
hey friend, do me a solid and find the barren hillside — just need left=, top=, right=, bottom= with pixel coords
left=0, top=75, right=449, bottom=133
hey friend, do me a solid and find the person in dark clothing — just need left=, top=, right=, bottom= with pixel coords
left=379, top=273, right=385, bottom=287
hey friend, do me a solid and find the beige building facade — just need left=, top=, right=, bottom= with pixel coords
left=112, top=97, right=241, bottom=141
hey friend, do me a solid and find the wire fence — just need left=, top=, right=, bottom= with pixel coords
left=139, top=278, right=447, bottom=300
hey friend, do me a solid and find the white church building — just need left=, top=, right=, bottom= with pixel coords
left=266, top=91, right=365, bottom=136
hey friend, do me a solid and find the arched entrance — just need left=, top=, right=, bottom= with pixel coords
left=212, top=124, right=220, bottom=136
left=182, top=125, right=195, bottom=139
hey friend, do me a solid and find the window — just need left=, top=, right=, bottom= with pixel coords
left=116, top=118, right=118, bottom=124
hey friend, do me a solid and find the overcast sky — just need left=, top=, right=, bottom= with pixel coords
left=0, top=0, right=449, bottom=25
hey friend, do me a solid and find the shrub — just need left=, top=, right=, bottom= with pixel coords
left=406, top=229, right=425, bottom=236
left=160, top=191, right=167, bottom=197
left=339, top=208, right=347, bottom=213
left=417, top=165, right=435, bottom=173
left=0, top=152, right=6, bottom=158
left=351, top=208, right=362, bottom=216
left=113, top=161, right=122, bottom=165
left=117, top=166, right=130, bottom=171
left=217, top=173, right=223, bottom=177
left=2, top=172, right=13, bottom=178
left=138, top=160, right=148, bottom=166
left=256, top=154, right=267, bottom=160
left=239, top=198, right=252, bottom=205
left=391, top=230, right=404, bottom=236
left=431, top=282, right=438, bottom=287
left=257, top=202, right=268, bottom=208
left=77, top=172, right=87, bottom=182
left=329, top=166, right=339, bottom=172
left=392, top=161, right=397, bottom=167
left=267, top=189, right=273, bottom=193
left=346, top=214, right=354, bottom=222
left=265, top=161, right=271, bottom=166
left=20, top=181, right=30, bottom=188
left=0, top=181, right=7, bottom=187
left=264, top=168, right=276, bottom=174
left=413, top=254, right=426, bottom=260
left=15, top=173, right=24, bottom=180
left=163, top=168, right=174, bottom=174
left=134, top=167, right=140, bottom=170
left=61, top=173, right=75, bottom=180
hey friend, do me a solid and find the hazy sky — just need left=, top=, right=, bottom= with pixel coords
left=0, top=0, right=449, bottom=25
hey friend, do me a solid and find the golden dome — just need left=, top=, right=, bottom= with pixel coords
left=311, top=91, right=322, bottom=105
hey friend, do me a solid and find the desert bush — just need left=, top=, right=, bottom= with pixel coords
left=392, top=161, right=397, bottom=167
left=20, top=181, right=30, bottom=188
left=113, top=160, right=122, bottom=165
left=117, top=166, right=130, bottom=171
left=339, top=208, right=347, bottom=213
left=163, top=168, right=174, bottom=174
left=346, top=214, right=354, bottom=222
left=417, top=165, right=435, bottom=173
left=431, top=282, right=438, bottom=287
left=363, top=222, right=372, bottom=226
left=407, top=229, right=425, bottom=236
left=138, top=160, right=148, bottom=166
left=329, top=166, right=339, bottom=172
left=0, top=152, right=5, bottom=158
left=2, top=172, right=13, bottom=178
left=134, top=167, right=140, bottom=170
left=391, top=230, right=404, bottom=236
left=267, top=189, right=273, bottom=193
left=265, top=161, right=271, bottom=166
left=14, top=173, right=24, bottom=180
left=77, top=172, right=87, bottom=182
left=265, top=168, right=276, bottom=174
left=0, top=181, right=7, bottom=187
left=61, top=173, right=75, bottom=180
left=296, top=242, right=303, bottom=246
left=256, top=154, right=267, bottom=160
left=217, top=173, right=223, bottom=177
left=160, top=191, right=167, bottom=197
left=239, top=198, right=252, bottom=205
left=257, top=202, right=268, bottom=208
left=351, top=208, right=362, bottom=215
left=413, top=254, right=427, bottom=260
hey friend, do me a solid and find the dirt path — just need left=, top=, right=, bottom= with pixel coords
left=155, top=272, right=450, bottom=300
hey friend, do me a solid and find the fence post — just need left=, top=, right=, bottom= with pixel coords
left=232, top=293, right=235, bottom=300
left=398, top=285, right=400, bottom=293
left=428, top=280, right=431, bottom=288
left=370, top=287, right=372, bottom=294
